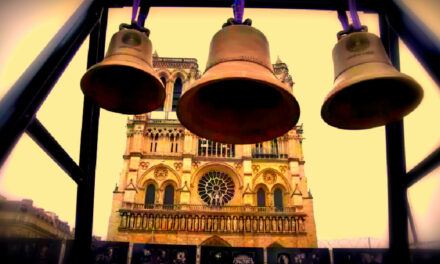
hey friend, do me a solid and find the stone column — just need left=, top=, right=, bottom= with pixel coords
left=165, top=79, right=174, bottom=112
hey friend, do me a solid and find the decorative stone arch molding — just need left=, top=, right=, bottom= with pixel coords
left=156, top=69, right=171, bottom=82
left=253, top=183, right=270, bottom=193
left=253, top=168, right=291, bottom=193
left=191, top=162, right=243, bottom=206
left=267, top=241, right=284, bottom=248
left=140, top=179, right=159, bottom=190
left=159, top=179, right=179, bottom=191
left=138, top=163, right=182, bottom=189
left=191, top=162, right=243, bottom=189
left=270, top=183, right=289, bottom=194
left=200, top=235, right=232, bottom=247
left=170, top=70, right=188, bottom=83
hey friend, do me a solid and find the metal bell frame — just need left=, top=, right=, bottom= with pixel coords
left=0, top=1, right=439, bottom=263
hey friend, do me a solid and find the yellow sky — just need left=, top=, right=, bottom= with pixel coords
left=0, top=0, right=439, bottom=242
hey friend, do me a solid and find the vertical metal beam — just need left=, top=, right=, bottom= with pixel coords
left=72, top=6, right=108, bottom=263
left=379, top=14, right=410, bottom=264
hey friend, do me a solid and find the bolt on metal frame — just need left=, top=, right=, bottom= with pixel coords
left=0, top=0, right=439, bottom=263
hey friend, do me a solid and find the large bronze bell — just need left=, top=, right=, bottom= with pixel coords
left=177, top=21, right=300, bottom=144
left=321, top=28, right=423, bottom=129
left=81, top=24, right=165, bottom=114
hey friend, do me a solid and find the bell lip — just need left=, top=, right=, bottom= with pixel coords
left=177, top=61, right=300, bottom=144
left=80, top=54, right=165, bottom=114
left=321, top=63, right=424, bottom=130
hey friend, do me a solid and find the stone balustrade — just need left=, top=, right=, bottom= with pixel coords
left=118, top=204, right=306, bottom=234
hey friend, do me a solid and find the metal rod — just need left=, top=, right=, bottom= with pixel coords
left=107, top=0, right=381, bottom=12
left=406, top=146, right=440, bottom=187
left=26, top=119, right=85, bottom=184
left=72, top=6, right=108, bottom=263
left=386, top=0, right=440, bottom=87
left=0, top=0, right=102, bottom=169
left=380, top=14, right=410, bottom=264
left=407, top=198, right=419, bottom=245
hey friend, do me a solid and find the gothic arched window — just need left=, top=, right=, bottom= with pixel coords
left=150, top=134, right=158, bottom=152
left=145, top=184, right=155, bottom=208
left=163, top=185, right=174, bottom=209
left=271, top=138, right=279, bottom=157
left=257, top=188, right=266, bottom=207
left=172, top=77, right=182, bottom=111
left=274, top=188, right=283, bottom=211
left=170, top=134, right=179, bottom=153
left=156, top=77, right=166, bottom=111
left=170, top=134, right=175, bottom=152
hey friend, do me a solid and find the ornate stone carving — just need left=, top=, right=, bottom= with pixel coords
left=192, top=160, right=200, bottom=168
left=134, top=127, right=143, bottom=134
left=252, top=165, right=260, bottom=173
left=154, top=166, right=168, bottom=180
left=174, top=162, right=182, bottom=171
left=234, top=162, right=242, bottom=169
left=279, top=165, right=288, bottom=174
left=263, top=171, right=277, bottom=184
left=139, top=162, right=149, bottom=170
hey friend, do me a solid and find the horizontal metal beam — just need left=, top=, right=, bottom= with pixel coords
left=406, top=146, right=440, bottom=187
left=26, top=119, right=85, bottom=184
left=107, top=0, right=381, bottom=12
left=0, top=0, right=102, bottom=169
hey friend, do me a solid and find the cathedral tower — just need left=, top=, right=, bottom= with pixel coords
left=107, top=53, right=317, bottom=247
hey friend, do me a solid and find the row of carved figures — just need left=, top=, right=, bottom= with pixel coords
left=119, top=212, right=306, bottom=234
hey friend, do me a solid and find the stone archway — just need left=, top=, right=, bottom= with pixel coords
left=200, top=235, right=232, bottom=247
left=267, top=241, right=284, bottom=248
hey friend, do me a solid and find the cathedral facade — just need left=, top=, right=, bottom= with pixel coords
left=107, top=53, right=317, bottom=248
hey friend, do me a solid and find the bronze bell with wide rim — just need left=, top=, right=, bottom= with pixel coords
left=177, top=20, right=300, bottom=144
left=321, top=27, right=423, bottom=129
left=81, top=24, right=165, bottom=114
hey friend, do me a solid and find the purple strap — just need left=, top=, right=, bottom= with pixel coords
left=349, top=0, right=362, bottom=31
left=132, top=0, right=141, bottom=24
left=131, top=0, right=150, bottom=28
left=138, top=3, right=150, bottom=27
left=337, top=9, right=350, bottom=31
left=233, top=0, right=244, bottom=24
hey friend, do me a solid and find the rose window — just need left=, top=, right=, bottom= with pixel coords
left=198, top=171, right=235, bottom=206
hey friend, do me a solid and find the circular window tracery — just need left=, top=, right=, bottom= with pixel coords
left=198, top=171, right=235, bottom=206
